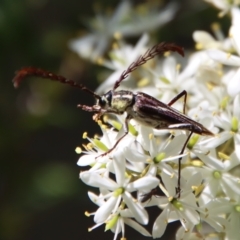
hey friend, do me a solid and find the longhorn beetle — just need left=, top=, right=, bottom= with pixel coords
left=13, top=42, right=214, bottom=197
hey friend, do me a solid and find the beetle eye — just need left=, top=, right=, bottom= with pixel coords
left=98, top=91, right=112, bottom=107
left=105, top=91, right=112, bottom=103
left=98, top=98, right=106, bottom=107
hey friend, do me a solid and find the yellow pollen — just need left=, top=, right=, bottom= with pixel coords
left=102, top=125, right=107, bottom=130
left=170, top=130, right=175, bottom=135
left=137, top=78, right=150, bottom=87
left=192, top=186, right=197, bottom=191
left=75, top=147, right=82, bottom=154
left=218, top=12, right=224, bottom=18
left=103, top=115, right=109, bottom=123
left=218, top=152, right=230, bottom=161
left=113, top=31, right=122, bottom=40
left=97, top=120, right=102, bottom=125
left=96, top=57, right=104, bottom=65
left=94, top=134, right=100, bottom=139
left=149, top=133, right=153, bottom=140
left=85, top=211, right=90, bottom=217
left=206, top=82, right=214, bottom=90
left=112, top=42, right=119, bottom=50
left=83, top=132, right=88, bottom=139
left=176, top=63, right=181, bottom=71
left=87, top=143, right=93, bottom=150
left=227, top=52, right=232, bottom=59
left=191, top=160, right=204, bottom=167
left=164, top=51, right=170, bottom=57
left=195, top=43, right=203, bottom=50
left=211, top=22, right=220, bottom=31
left=146, top=158, right=152, bottom=163
left=217, top=69, right=223, bottom=76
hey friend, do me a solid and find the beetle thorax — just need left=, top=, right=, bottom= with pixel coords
left=97, top=90, right=134, bottom=113
left=111, top=90, right=135, bottom=112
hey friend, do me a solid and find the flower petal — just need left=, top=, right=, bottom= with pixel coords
left=122, top=192, right=148, bottom=225
left=227, top=68, right=240, bottom=97
left=80, top=171, right=117, bottom=190
left=126, top=176, right=159, bottom=192
left=207, top=49, right=240, bottom=66
left=94, top=195, right=119, bottom=223
left=152, top=207, right=170, bottom=238
left=124, top=218, right=151, bottom=236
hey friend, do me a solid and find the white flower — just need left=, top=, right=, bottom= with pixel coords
left=87, top=192, right=152, bottom=240
left=193, top=23, right=231, bottom=51
left=77, top=114, right=138, bottom=169
left=206, top=8, right=240, bottom=97
left=185, top=150, right=240, bottom=201
left=69, top=1, right=132, bottom=61
left=80, top=148, right=159, bottom=227
left=95, top=33, right=150, bottom=93
left=198, top=198, right=229, bottom=232
left=152, top=171, right=201, bottom=238
left=76, top=2, right=240, bottom=239
left=213, top=94, right=240, bottom=158
left=77, top=128, right=117, bottom=168
left=149, top=55, right=196, bottom=105
left=124, top=130, right=189, bottom=179
left=207, top=49, right=240, bottom=96
left=204, top=0, right=240, bottom=17
left=69, top=1, right=177, bottom=61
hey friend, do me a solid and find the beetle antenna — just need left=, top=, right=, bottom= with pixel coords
left=13, top=67, right=101, bottom=99
left=113, top=42, right=184, bottom=90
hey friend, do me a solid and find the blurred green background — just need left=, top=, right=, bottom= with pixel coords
left=0, top=0, right=229, bottom=239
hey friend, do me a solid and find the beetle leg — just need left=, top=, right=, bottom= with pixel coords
left=167, top=122, right=195, bottom=198
left=96, top=114, right=131, bottom=158
left=176, top=131, right=193, bottom=198
left=168, top=90, right=187, bottom=114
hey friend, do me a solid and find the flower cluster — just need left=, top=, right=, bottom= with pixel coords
left=73, top=1, right=240, bottom=239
